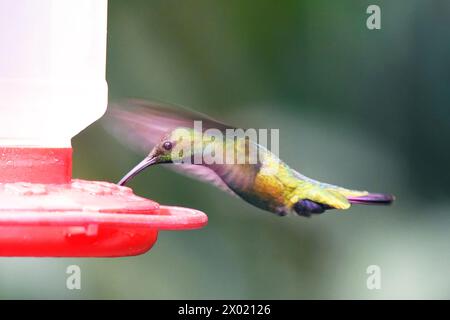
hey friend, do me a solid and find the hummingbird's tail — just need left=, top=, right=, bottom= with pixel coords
left=293, top=189, right=394, bottom=217
left=346, top=193, right=395, bottom=205
left=292, top=169, right=394, bottom=209
left=322, top=185, right=395, bottom=208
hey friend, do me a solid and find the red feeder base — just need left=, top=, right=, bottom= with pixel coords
left=0, top=180, right=207, bottom=257
left=0, top=148, right=208, bottom=257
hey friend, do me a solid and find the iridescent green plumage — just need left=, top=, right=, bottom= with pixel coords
left=106, top=100, right=394, bottom=217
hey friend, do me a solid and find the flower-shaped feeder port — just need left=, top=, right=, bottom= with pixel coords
left=0, top=148, right=208, bottom=257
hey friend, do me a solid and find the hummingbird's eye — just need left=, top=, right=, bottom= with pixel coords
left=162, top=141, right=173, bottom=151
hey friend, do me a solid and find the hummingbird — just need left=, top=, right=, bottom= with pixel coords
left=105, top=99, right=394, bottom=217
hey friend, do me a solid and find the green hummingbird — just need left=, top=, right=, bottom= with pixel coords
left=106, top=100, right=394, bottom=217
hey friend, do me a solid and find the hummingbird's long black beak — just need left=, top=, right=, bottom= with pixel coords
left=117, top=156, right=158, bottom=186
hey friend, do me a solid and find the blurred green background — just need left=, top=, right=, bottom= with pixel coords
left=1, top=0, right=450, bottom=299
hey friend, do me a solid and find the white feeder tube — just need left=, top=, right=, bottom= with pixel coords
left=0, top=0, right=108, bottom=147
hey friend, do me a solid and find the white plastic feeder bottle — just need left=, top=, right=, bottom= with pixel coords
left=0, top=0, right=108, bottom=147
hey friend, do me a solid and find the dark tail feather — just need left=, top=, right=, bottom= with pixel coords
left=293, top=199, right=333, bottom=218
left=347, top=193, right=395, bottom=205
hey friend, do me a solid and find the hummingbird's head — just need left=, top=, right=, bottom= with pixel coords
left=118, top=127, right=200, bottom=185
left=150, top=127, right=199, bottom=163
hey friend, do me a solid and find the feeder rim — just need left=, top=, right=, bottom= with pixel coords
left=0, top=205, right=208, bottom=230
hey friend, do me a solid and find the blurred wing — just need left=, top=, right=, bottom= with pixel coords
left=166, top=164, right=238, bottom=197
left=102, top=99, right=235, bottom=153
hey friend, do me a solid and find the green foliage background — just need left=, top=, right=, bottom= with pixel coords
left=1, top=0, right=450, bottom=299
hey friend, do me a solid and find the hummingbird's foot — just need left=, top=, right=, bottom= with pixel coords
left=294, top=199, right=329, bottom=218
left=273, top=207, right=290, bottom=217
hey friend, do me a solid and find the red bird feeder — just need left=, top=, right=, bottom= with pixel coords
left=0, top=0, right=207, bottom=257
